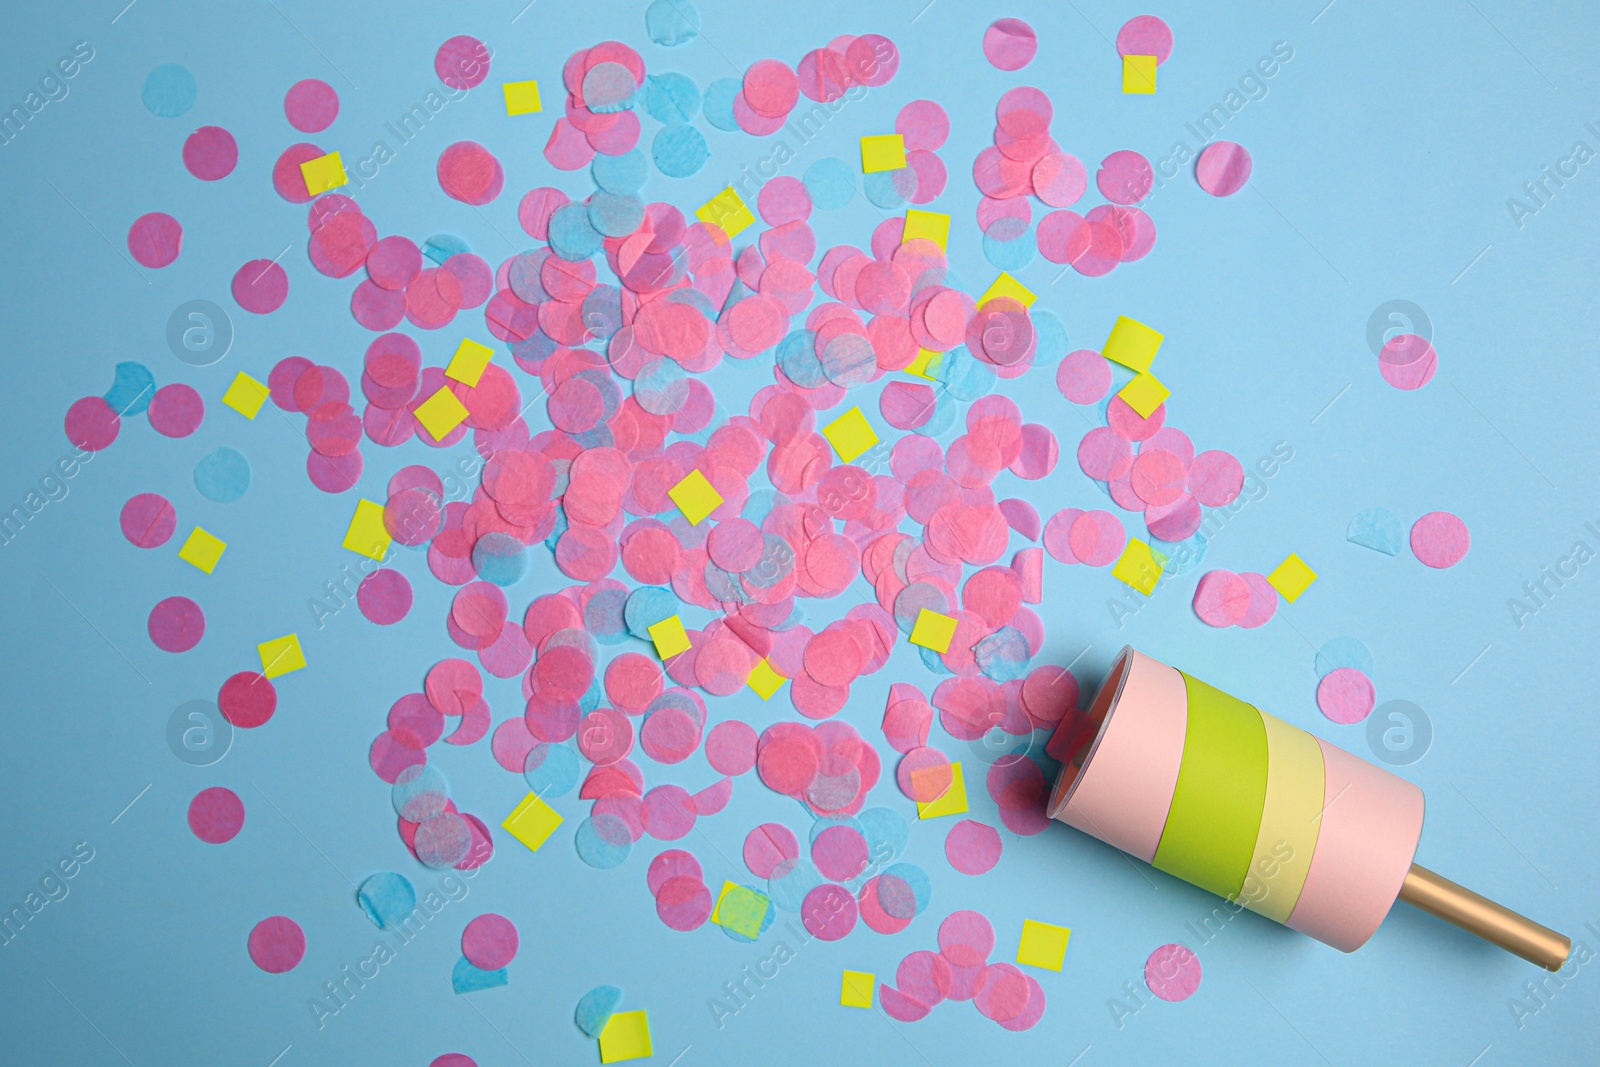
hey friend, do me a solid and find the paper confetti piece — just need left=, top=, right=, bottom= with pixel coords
left=445, top=338, right=495, bottom=387
left=575, top=985, right=625, bottom=1038
left=1410, top=511, right=1470, bottom=569
left=860, top=134, right=907, bottom=173
left=908, top=608, right=957, bottom=653
left=299, top=150, right=347, bottom=195
left=916, top=762, right=968, bottom=819
left=905, top=348, right=942, bottom=380
left=1111, top=538, right=1163, bottom=595
left=221, top=372, right=270, bottom=419
left=343, top=499, right=392, bottom=561
left=1267, top=553, right=1317, bottom=602
left=978, top=271, right=1036, bottom=308
left=902, top=208, right=950, bottom=249
left=1347, top=507, right=1404, bottom=555
left=747, top=658, right=787, bottom=699
left=696, top=186, right=755, bottom=238
left=502, top=79, right=542, bottom=115
left=648, top=615, right=692, bottom=659
left=452, top=955, right=508, bottom=994
left=1103, top=316, right=1164, bottom=372
left=1118, top=372, right=1169, bottom=419
left=414, top=386, right=471, bottom=442
left=599, top=1009, right=652, bottom=1064
left=1145, top=943, right=1202, bottom=1001
left=178, top=527, right=226, bottom=574
left=667, top=468, right=723, bottom=525
left=711, top=881, right=770, bottom=939
left=502, top=791, right=564, bottom=854
left=841, top=970, right=875, bottom=1009
left=257, top=634, right=305, bottom=679
left=357, top=872, right=416, bottom=930
left=1016, top=919, right=1071, bottom=970
left=1122, top=54, right=1158, bottom=93
left=821, top=406, right=878, bottom=463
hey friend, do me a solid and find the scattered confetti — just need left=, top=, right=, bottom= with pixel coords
left=1145, top=943, right=1202, bottom=1001
left=1410, top=511, right=1469, bottom=569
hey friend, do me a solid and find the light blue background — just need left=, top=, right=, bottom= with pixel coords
left=1, top=0, right=1597, bottom=1064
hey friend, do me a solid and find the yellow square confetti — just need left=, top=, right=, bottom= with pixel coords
left=1268, top=553, right=1318, bottom=603
left=413, top=386, right=470, bottom=442
left=1123, top=54, right=1158, bottom=94
left=502, top=791, right=564, bottom=854
left=343, top=499, right=392, bottom=561
left=978, top=271, right=1036, bottom=308
left=1118, top=372, right=1169, bottom=419
left=905, top=348, right=943, bottom=381
left=902, top=209, right=950, bottom=250
left=860, top=133, right=907, bottom=173
left=747, top=658, right=787, bottom=699
left=221, top=372, right=271, bottom=419
left=711, top=881, right=771, bottom=939
left=445, top=338, right=495, bottom=387
left=909, top=607, right=957, bottom=653
left=841, top=970, right=875, bottom=1009
left=599, top=1010, right=652, bottom=1064
left=1112, top=538, right=1166, bottom=596
left=696, top=186, right=756, bottom=238
left=648, top=615, right=692, bottom=659
left=257, top=634, right=305, bottom=679
left=502, top=79, right=542, bottom=116
left=178, top=527, right=226, bottom=574
left=299, top=151, right=347, bottom=196
left=821, top=407, right=878, bottom=463
left=1016, top=919, right=1072, bottom=971
left=917, top=761, right=968, bottom=819
left=668, top=468, right=723, bottom=525
left=1103, top=315, right=1164, bottom=372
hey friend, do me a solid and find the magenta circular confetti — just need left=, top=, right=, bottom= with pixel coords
left=1193, top=570, right=1250, bottom=627
left=1411, top=511, right=1469, bottom=569
left=944, top=819, right=1002, bottom=875
left=1097, top=150, right=1153, bottom=205
left=219, top=672, right=276, bottom=729
left=233, top=259, right=289, bottom=314
left=284, top=78, right=339, bottom=132
left=1145, top=943, right=1202, bottom=1001
left=148, top=596, right=204, bottom=652
left=183, top=126, right=238, bottom=181
left=121, top=492, right=177, bottom=547
left=1379, top=333, right=1438, bottom=390
left=187, top=786, right=244, bottom=844
left=461, top=913, right=519, bottom=970
left=801, top=883, right=858, bottom=940
left=1117, top=15, right=1175, bottom=63
left=983, top=18, right=1038, bottom=71
left=66, top=396, right=120, bottom=450
left=357, top=568, right=413, bottom=625
left=438, top=141, right=504, bottom=205
left=128, top=212, right=183, bottom=268
left=436, top=35, right=491, bottom=90
left=1318, top=667, right=1376, bottom=724
left=247, top=916, right=306, bottom=973
left=1195, top=141, right=1252, bottom=197
left=147, top=384, right=204, bottom=438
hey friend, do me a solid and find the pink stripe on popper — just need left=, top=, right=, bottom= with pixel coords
left=1050, top=647, right=1187, bottom=863
left=1286, top=738, right=1424, bottom=952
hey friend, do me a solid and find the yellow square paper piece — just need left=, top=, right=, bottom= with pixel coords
left=917, top=761, right=968, bottom=818
left=502, top=791, right=564, bottom=854
left=1016, top=919, right=1072, bottom=971
left=299, top=151, right=347, bottom=196
left=598, top=1010, right=652, bottom=1064
left=178, top=527, right=226, bottom=574
left=1268, top=553, right=1317, bottom=603
left=902, top=209, right=950, bottom=250
left=343, top=499, right=392, bottom=561
left=648, top=615, right=692, bottom=659
left=696, top=186, right=755, bottom=238
left=221, top=372, right=270, bottom=419
left=1123, top=54, right=1158, bottom=94
left=747, top=659, right=787, bottom=699
left=502, top=79, right=542, bottom=115
left=445, top=338, right=495, bottom=386
left=822, top=407, right=878, bottom=463
left=841, top=971, right=875, bottom=1009
left=909, top=608, right=957, bottom=653
left=1112, top=538, right=1165, bottom=596
left=1103, top=315, right=1164, bottom=372
left=257, top=634, right=305, bottom=679
left=860, top=134, right=907, bottom=173
left=711, top=881, right=771, bottom=939
left=668, top=468, right=723, bottom=525
left=905, top=348, right=942, bottom=380
left=1118, top=372, right=1169, bottom=419
left=978, top=271, right=1036, bottom=308
left=413, top=386, right=470, bottom=442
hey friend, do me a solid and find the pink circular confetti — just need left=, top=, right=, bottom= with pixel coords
left=648, top=849, right=703, bottom=895
left=147, top=384, right=204, bottom=437
left=1117, top=15, right=1175, bottom=63
left=1379, top=333, right=1438, bottom=390
left=655, top=875, right=713, bottom=931
left=1410, top=511, right=1469, bottom=568
left=1317, top=667, right=1376, bottom=724
left=121, top=492, right=176, bottom=547
left=1193, top=570, right=1250, bottom=627
left=983, top=18, right=1038, bottom=71
left=247, top=916, right=306, bottom=973
left=233, top=259, right=289, bottom=314
left=148, top=596, right=204, bottom=652
left=801, top=883, right=858, bottom=940
left=183, top=126, right=238, bottom=181
left=812, top=825, right=870, bottom=882
left=436, top=35, right=491, bottom=91
left=1145, top=943, right=1201, bottom=1001
left=219, top=672, right=276, bottom=728
left=358, top=568, right=413, bottom=625
left=438, top=141, right=504, bottom=205
left=1097, top=150, right=1153, bottom=205
left=1195, top=141, right=1251, bottom=196
left=1236, top=572, right=1279, bottom=629
left=187, top=786, right=244, bottom=843
left=1032, top=152, right=1086, bottom=208
left=128, top=212, right=182, bottom=268
left=284, top=78, right=339, bottom=132
left=66, top=396, right=120, bottom=451
left=1188, top=450, right=1244, bottom=507
left=944, top=820, right=1002, bottom=875
left=938, top=910, right=995, bottom=967
left=461, top=913, right=519, bottom=970
left=744, top=823, right=800, bottom=880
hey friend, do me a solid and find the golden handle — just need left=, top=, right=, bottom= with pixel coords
left=1398, top=863, right=1571, bottom=971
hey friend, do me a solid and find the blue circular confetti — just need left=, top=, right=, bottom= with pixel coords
left=356, top=872, right=417, bottom=931
left=652, top=123, right=710, bottom=178
left=767, top=858, right=823, bottom=913
left=575, top=814, right=633, bottom=868
left=917, top=642, right=954, bottom=675
left=104, top=361, right=156, bottom=416
left=702, top=77, right=740, bottom=132
left=935, top=346, right=994, bottom=402
left=775, top=329, right=826, bottom=389
left=142, top=64, right=196, bottom=118
left=593, top=149, right=649, bottom=195
left=803, top=157, right=857, bottom=211
left=544, top=506, right=569, bottom=553
left=740, top=489, right=787, bottom=526
left=422, top=234, right=471, bottom=265
left=575, top=984, right=625, bottom=1038
left=880, top=862, right=933, bottom=917
left=864, top=169, right=911, bottom=210
left=523, top=742, right=581, bottom=796
left=584, top=584, right=631, bottom=645
left=549, top=202, right=604, bottom=260
left=588, top=191, right=647, bottom=238
left=983, top=218, right=1036, bottom=271
left=857, top=807, right=909, bottom=867
left=644, top=73, right=701, bottom=124
left=472, top=531, right=530, bottom=586
left=624, top=586, right=679, bottom=639
left=1347, top=507, right=1405, bottom=556
left=582, top=285, right=625, bottom=341
left=391, top=764, right=450, bottom=821
left=975, top=626, right=1031, bottom=682
left=1033, top=308, right=1069, bottom=364
left=634, top=357, right=689, bottom=415
left=193, top=446, right=251, bottom=503
left=1315, top=637, right=1377, bottom=680
left=646, top=0, right=700, bottom=46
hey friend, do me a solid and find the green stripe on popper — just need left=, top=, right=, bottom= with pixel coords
left=1152, top=673, right=1269, bottom=901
